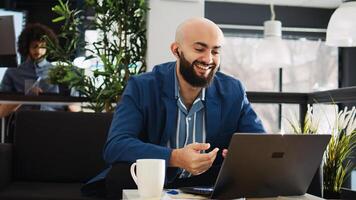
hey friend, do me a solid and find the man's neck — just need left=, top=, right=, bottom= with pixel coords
left=176, top=65, right=202, bottom=110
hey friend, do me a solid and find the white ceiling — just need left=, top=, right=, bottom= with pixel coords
left=209, top=0, right=343, bottom=8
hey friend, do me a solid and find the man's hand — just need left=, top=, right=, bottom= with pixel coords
left=170, top=143, right=219, bottom=175
left=222, top=149, right=228, bottom=158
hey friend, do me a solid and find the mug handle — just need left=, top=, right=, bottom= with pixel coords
left=130, top=162, right=138, bottom=186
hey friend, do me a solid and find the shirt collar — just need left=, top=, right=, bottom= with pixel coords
left=23, top=58, right=48, bottom=68
left=36, top=58, right=48, bottom=68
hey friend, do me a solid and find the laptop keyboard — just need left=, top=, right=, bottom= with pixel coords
left=179, top=186, right=214, bottom=196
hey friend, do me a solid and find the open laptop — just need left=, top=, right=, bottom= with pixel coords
left=180, top=133, right=331, bottom=199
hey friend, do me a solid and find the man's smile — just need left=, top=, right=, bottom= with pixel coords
left=194, top=62, right=213, bottom=70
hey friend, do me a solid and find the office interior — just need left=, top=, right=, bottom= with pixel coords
left=0, top=0, right=356, bottom=199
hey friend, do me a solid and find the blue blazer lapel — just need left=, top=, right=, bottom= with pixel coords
left=205, top=83, right=221, bottom=143
left=160, top=97, right=177, bottom=145
left=160, top=62, right=177, bottom=145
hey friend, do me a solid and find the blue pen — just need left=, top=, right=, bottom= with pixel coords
left=166, top=189, right=179, bottom=195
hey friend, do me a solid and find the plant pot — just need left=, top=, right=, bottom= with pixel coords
left=340, top=187, right=356, bottom=199
left=323, top=190, right=341, bottom=199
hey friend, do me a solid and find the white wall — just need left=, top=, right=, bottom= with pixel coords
left=146, top=0, right=204, bottom=71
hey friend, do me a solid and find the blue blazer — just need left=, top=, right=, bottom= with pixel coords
left=89, top=61, right=265, bottom=183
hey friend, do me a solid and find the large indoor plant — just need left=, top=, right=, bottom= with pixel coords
left=46, top=0, right=148, bottom=112
left=287, top=105, right=356, bottom=198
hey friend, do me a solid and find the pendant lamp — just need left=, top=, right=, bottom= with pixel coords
left=326, top=1, right=356, bottom=47
left=252, top=3, right=292, bottom=69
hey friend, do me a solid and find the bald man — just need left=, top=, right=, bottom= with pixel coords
left=84, top=18, right=265, bottom=197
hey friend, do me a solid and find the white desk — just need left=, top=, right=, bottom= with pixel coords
left=122, top=189, right=325, bottom=200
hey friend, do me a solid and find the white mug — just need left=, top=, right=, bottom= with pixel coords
left=130, top=159, right=165, bottom=198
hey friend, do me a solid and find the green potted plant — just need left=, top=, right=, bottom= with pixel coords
left=46, top=0, right=148, bottom=112
left=323, top=106, right=356, bottom=198
left=287, top=105, right=356, bottom=198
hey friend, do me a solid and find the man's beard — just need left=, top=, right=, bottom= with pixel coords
left=178, top=52, right=217, bottom=87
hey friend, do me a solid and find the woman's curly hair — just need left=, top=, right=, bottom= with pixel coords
left=17, top=23, right=58, bottom=58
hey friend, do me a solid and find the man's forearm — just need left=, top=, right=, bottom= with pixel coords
left=0, top=104, right=21, bottom=118
left=169, top=149, right=182, bottom=168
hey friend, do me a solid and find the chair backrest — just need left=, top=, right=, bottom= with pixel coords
left=12, top=110, right=112, bottom=182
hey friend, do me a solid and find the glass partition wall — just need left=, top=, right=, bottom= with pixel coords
left=221, top=36, right=338, bottom=133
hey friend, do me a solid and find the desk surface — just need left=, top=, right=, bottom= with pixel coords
left=122, top=189, right=325, bottom=200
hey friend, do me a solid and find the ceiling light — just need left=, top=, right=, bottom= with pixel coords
left=252, top=3, right=292, bottom=69
left=326, top=1, right=356, bottom=47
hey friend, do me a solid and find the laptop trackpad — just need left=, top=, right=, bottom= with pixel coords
left=179, top=186, right=214, bottom=196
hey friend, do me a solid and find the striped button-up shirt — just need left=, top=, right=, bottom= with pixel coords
left=168, top=69, right=206, bottom=178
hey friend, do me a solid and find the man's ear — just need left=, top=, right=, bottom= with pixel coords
left=170, top=43, right=180, bottom=58
left=175, top=49, right=180, bottom=57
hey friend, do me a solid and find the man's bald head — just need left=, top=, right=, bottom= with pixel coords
left=175, top=17, right=224, bottom=44
left=171, top=17, right=224, bottom=88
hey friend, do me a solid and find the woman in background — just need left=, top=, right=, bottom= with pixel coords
left=0, top=23, right=63, bottom=117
